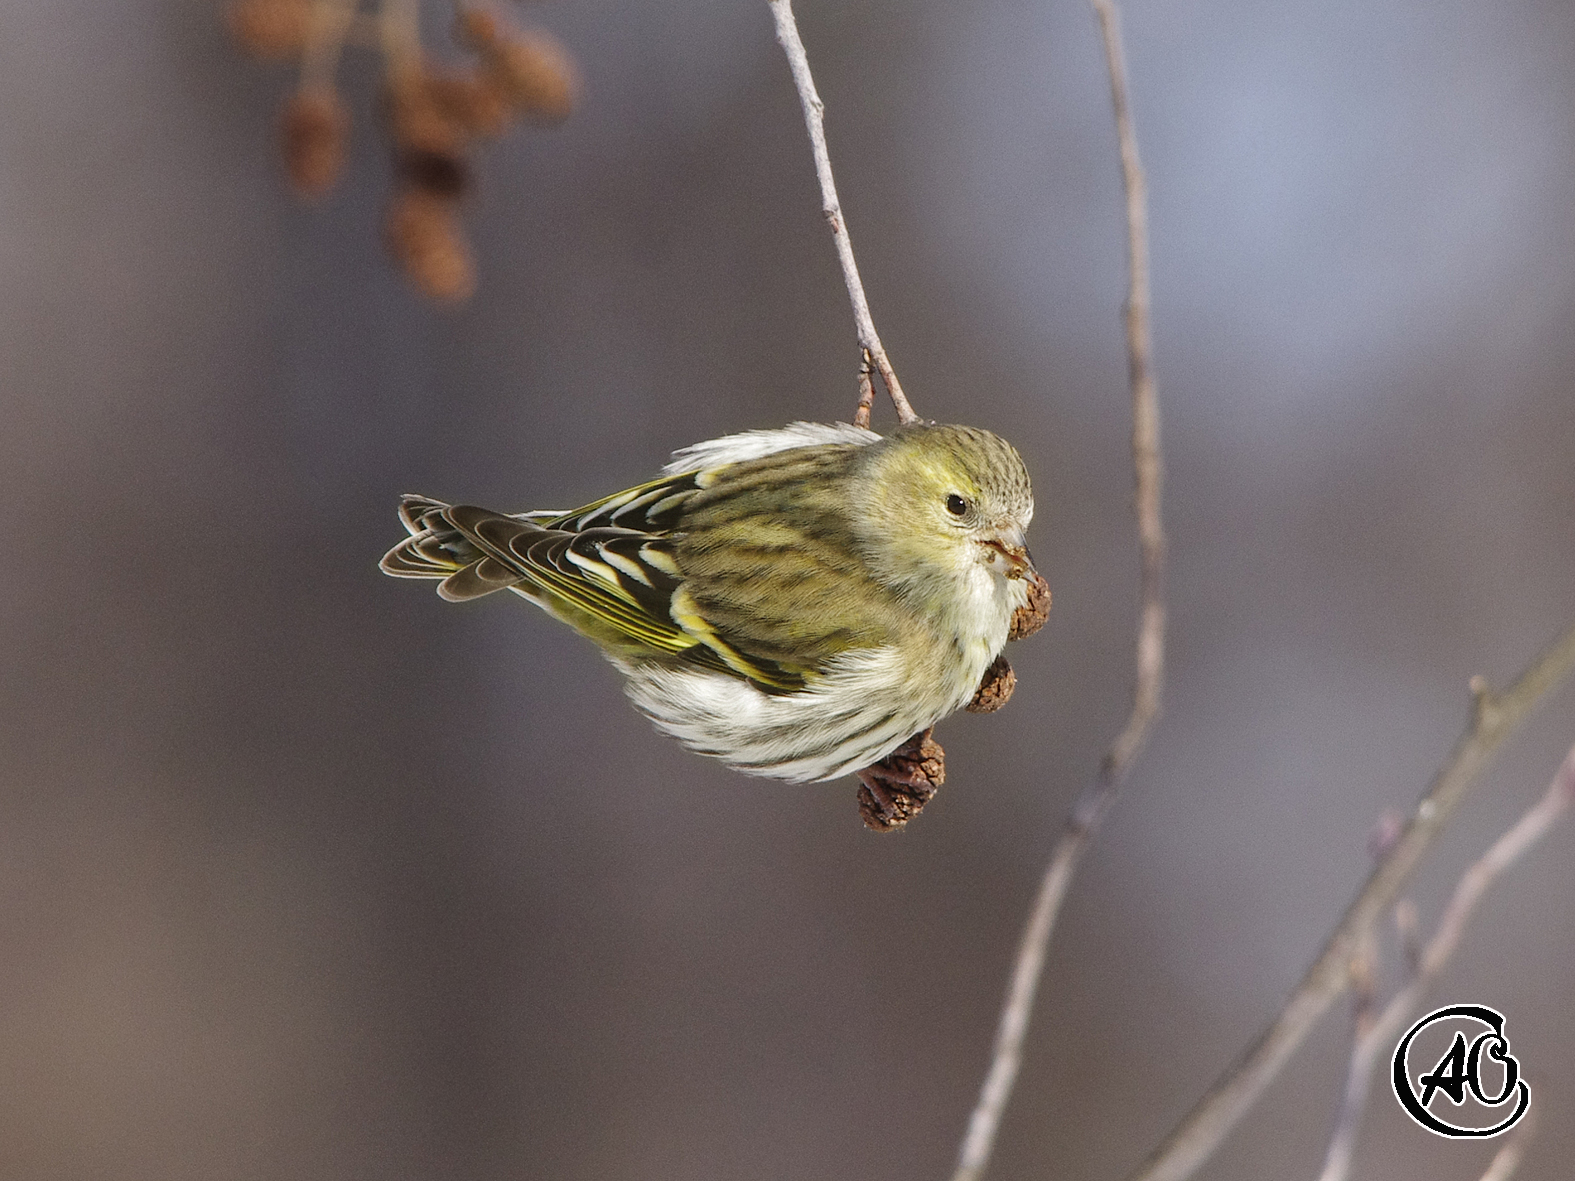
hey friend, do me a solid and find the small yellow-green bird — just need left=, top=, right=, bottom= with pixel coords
left=381, top=421, right=1038, bottom=782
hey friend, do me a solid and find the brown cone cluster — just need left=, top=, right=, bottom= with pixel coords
left=1009, top=570, right=1052, bottom=640
left=857, top=729, right=946, bottom=833
left=229, top=0, right=579, bottom=302
left=385, top=190, right=476, bottom=303
left=229, top=0, right=311, bottom=58
left=854, top=569, right=1050, bottom=830
left=966, top=653, right=1017, bottom=714
left=455, top=9, right=580, bottom=125
left=282, top=89, right=348, bottom=197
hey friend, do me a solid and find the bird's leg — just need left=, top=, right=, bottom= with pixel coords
left=856, top=728, right=945, bottom=832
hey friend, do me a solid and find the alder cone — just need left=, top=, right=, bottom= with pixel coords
left=856, top=730, right=945, bottom=832
left=229, top=0, right=310, bottom=58
left=425, top=71, right=513, bottom=138
left=387, top=85, right=473, bottom=200
left=966, top=654, right=1016, bottom=713
left=281, top=90, right=348, bottom=198
left=398, top=148, right=472, bottom=200
left=454, top=7, right=501, bottom=53
left=385, top=191, right=475, bottom=303
left=489, top=30, right=580, bottom=123
left=1009, top=570, right=1052, bottom=641
left=388, top=88, right=467, bottom=156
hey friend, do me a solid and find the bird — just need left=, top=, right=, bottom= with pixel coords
left=381, top=420, right=1039, bottom=784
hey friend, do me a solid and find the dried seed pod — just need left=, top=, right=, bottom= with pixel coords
left=453, top=6, right=501, bottom=53
left=398, top=145, right=472, bottom=199
left=1008, top=570, right=1052, bottom=641
left=856, top=729, right=945, bottom=832
left=487, top=28, right=579, bottom=124
left=387, top=74, right=465, bottom=151
left=425, top=70, right=513, bottom=138
left=386, top=76, right=473, bottom=199
left=385, top=189, right=476, bottom=302
left=229, top=0, right=311, bottom=58
left=966, top=654, right=1016, bottom=714
left=281, top=89, right=348, bottom=198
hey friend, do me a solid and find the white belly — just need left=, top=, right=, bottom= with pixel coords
left=616, top=645, right=958, bottom=783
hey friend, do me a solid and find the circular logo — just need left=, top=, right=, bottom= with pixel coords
left=1392, top=1004, right=1529, bottom=1137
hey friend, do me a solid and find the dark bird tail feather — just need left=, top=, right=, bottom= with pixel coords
left=380, top=495, right=528, bottom=602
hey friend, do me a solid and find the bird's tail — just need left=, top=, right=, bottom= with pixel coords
left=380, top=495, right=531, bottom=602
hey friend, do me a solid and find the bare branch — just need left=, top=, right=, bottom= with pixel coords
left=1127, top=622, right=1575, bottom=1181
left=1394, top=897, right=1421, bottom=981
left=1315, top=924, right=1378, bottom=1181
left=767, top=0, right=919, bottom=426
left=854, top=352, right=876, bottom=431
left=1315, top=741, right=1575, bottom=1181
left=951, top=1, right=1164, bottom=1176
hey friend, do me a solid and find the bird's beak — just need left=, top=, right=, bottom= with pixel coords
left=982, top=526, right=1036, bottom=581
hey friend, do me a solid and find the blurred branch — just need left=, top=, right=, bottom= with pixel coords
left=951, top=0, right=1164, bottom=1177
left=300, top=0, right=356, bottom=92
left=377, top=0, right=420, bottom=79
left=767, top=0, right=918, bottom=428
left=1128, top=621, right=1575, bottom=1181
left=1316, top=741, right=1575, bottom=1181
left=1317, top=924, right=1379, bottom=1181
left=1478, top=1107, right=1538, bottom=1181
left=234, top=0, right=579, bottom=300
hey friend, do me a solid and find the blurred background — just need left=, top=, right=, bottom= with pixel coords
left=2, top=0, right=1573, bottom=1178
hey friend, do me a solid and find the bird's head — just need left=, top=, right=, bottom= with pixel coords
left=854, top=423, right=1036, bottom=609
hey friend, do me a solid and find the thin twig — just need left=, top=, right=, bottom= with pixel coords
left=766, top=0, right=919, bottom=426
left=1316, top=963, right=1381, bottom=1181
left=1316, top=924, right=1378, bottom=1181
left=343, top=12, right=389, bottom=50
left=1315, top=741, right=1575, bottom=1181
left=951, top=1, right=1164, bottom=1177
left=1127, top=623, right=1575, bottom=1181
left=301, top=0, right=359, bottom=92
left=1394, top=897, right=1421, bottom=980
left=855, top=352, right=877, bottom=431
left=378, top=0, right=421, bottom=81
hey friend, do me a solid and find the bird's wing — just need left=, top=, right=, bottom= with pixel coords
left=541, top=470, right=710, bottom=533
left=384, top=493, right=808, bottom=692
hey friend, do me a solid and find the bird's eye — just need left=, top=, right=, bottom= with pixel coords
left=945, top=493, right=969, bottom=517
